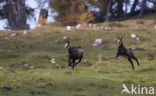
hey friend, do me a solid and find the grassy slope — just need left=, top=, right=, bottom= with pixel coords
left=0, top=15, right=156, bottom=96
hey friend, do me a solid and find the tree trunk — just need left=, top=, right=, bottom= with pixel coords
left=37, top=9, right=48, bottom=25
left=130, top=0, right=138, bottom=16
left=139, top=0, right=146, bottom=17
left=116, top=0, right=124, bottom=19
left=124, top=0, right=128, bottom=18
left=7, top=0, right=29, bottom=30
left=105, top=0, right=112, bottom=21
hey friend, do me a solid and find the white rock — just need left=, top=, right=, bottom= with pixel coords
left=9, top=33, right=16, bottom=37
left=54, top=40, right=58, bottom=43
left=104, top=27, right=112, bottom=30
left=93, top=38, right=103, bottom=47
left=130, top=34, right=136, bottom=38
left=154, top=26, right=156, bottom=29
left=23, top=31, right=27, bottom=35
left=51, top=61, right=55, bottom=64
left=101, top=26, right=104, bottom=29
left=136, top=37, right=140, bottom=41
left=5, top=37, right=8, bottom=39
left=88, top=23, right=92, bottom=27
left=30, top=66, right=34, bottom=69
left=66, top=26, right=71, bottom=31
left=116, top=21, right=119, bottom=24
left=56, top=64, right=59, bottom=66
left=50, top=58, right=56, bottom=64
left=63, top=36, right=67, bottom=40
left=83, top=59, right=87, bottom=63
left=75, top=24, right=81, bottom=29
left=24, top=64, right=29, bottom=67
left=51, top=58, right=55, bottom=61
left=0, top=67, right=3, bottom=70
left=144, top=26, right=147, bottom=29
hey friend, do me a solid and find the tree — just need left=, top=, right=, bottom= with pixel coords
left=116, top=0, right=124, bottom=19
left=0, top=0, right=35, bottom=30
left=37, top=9, right=48, bottom=26
left=139, top=0, right=146, bottom=16
left=105, top=0, right=112, bottom=21
left=88, top=0, right=113, bottom=21
left=130, top=0, right=139, bottom=16
left=7, top=0, right=29, bottom=30
left=50, top=0, right=94, bottom=25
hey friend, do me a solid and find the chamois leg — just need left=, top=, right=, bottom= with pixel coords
left=131, top=56, right=140, bottom=66
left=128, top=58, right=134, bottom=70
left=68, top=58, right=72, bottom=66
left=115, top=52, right=120, bottom=59
left=75, top=56, right=83, bottom=66
left=72, top=59, right=76, bottom=69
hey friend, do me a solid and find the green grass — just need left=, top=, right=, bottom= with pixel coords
left=0, top=16, right=156, bottom=96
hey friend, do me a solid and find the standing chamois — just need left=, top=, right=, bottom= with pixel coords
left=115, top=36, right=140, bottom=70
left=65, top=41, right=83, bottom=69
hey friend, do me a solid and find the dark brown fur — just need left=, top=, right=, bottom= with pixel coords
left=116, top=36, right=140, bottom=70
left=65, top=42, right=83, bottom=69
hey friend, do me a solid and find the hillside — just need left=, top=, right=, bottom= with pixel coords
left=0, top=15, right=156, bottom=96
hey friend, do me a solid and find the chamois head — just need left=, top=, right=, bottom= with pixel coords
left=117, top=36, right=123, bottom=45
left=65, top=41, right=70, bottom=49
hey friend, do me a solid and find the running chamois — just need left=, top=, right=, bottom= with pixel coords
left=65, top=41, right=83, bottom=69
left=115, top=36, right=140, bottom=70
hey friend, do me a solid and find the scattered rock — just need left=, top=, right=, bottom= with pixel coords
left=50, top=58, right=56, bottom=64
left=5, top=37, right=8, bottom=39
left=29, top=45, right=33, bottom=48
left=66, top=26, right=75, bottom=31
left=66, top=26, right=71, bottom=31
left=98, top=94, right=102, bottom=96
left=101, top=26, right=104, bottom=29
left=130, top=34, right=136, bottom=38
left=144, top=26, right=147, bottom=29
left=30, top=66, right=34, bottom=69
left=116, top=21, right=119, bottom=24
left=30, top=91, right=36, bottom=95
left=88, top=23, right=92, bottom=27
left=63, top=36, right=68, bottom=40
left=148, top=57, right=154, bottom=61
left=75, top=24, right=81, bottom=29
left=104, top=27, right=112, bottom=30
left=23, top=31, right=27, bottom=35
left=24, top=63, right=29, bottom=67
left=2, top=86, right=12, bottom=91
left=0, top=67, right=3, bottom=70
left=64, top=71, right=72, bottom=74
left=101, top=84, right=108, bottom=88
left=83, top=59, right=87, bottom=63
left=136, top=37, right=140, bottom=41
left=10, top=62, right=33, bottom=69
left=9, top=33, right=17, bottom=37
left=36, top=91, right=47, bottom=95
left=56, top=64, right=59, bottom=66
left=93, top=38, right=103, bottom=47
left=30, top=91, right=47, bottom=95
left=54, top=40, right=58, bottom=43
left=136, top=26, right=138, bottom=29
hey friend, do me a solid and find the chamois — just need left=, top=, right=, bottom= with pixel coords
left=65, top=41, right=83, bottom=69
left=115, top=36, right=140, bottom=70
